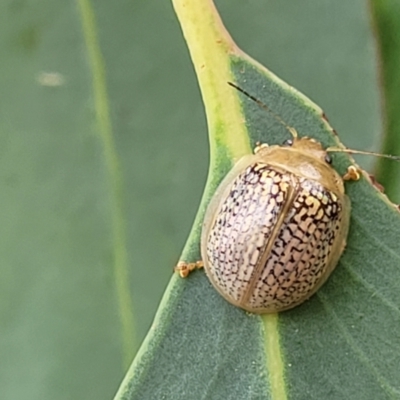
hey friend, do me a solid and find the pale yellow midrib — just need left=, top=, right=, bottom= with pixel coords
left=173, top=1, right=288, bottom=398
left=76, top=0, right=136, bottom=367
left=263, top=314, right=288, bottom=400
left=172, top=0, right=251, bottom=163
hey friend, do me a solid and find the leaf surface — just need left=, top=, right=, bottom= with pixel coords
left=371, top=0, right=400, bottom=203
left=0, top=1, right=207, bottom=399
left=115, top=1, right=400, bottom=399
left=1, top=1, right=398, bottom=399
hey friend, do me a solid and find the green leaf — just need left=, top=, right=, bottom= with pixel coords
left=115, top=1, right=400, bottom=399
left=1, top=1, right=207, bottom=399
left=371, top=0, right=400, bottom=203
left=2, top=1, right=399, bottom=399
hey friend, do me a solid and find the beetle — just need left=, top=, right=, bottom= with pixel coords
left=175, top=82, right=398, bottom=313
left=199, top=135, right=358, bottom=313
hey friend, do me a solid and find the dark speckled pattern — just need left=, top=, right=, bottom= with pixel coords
left=205, top=163, right=343, bottom=312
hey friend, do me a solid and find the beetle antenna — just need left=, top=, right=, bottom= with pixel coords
left=229, top=82, right=400, bottom=162
left=228, top=82, right=298, bottom=139
left=326, top=147, right=400, bottom=161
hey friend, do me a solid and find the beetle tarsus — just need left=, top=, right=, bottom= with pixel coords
left=174, top=260, right=204, bottom=278
left=343, top=165, right=361, bottom=181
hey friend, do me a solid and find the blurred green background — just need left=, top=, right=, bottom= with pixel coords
left=0, top=0, right=394, bottom=399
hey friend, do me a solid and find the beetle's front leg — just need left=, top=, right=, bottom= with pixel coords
left=343, top=165, right=361, bottom=181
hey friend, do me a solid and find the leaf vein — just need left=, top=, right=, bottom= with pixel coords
left=76, top=0, right=136, bottom=367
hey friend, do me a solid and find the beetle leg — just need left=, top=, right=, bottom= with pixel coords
left=254, top=142, right=269, bottom=154
left=343, top=165, right=361, bottom=181
left=174, top=260, right=204, bottom=278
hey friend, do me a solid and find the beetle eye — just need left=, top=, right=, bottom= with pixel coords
left=283, top=139, right=293, bottom=146
left=325, top=154, right=332, bottom=164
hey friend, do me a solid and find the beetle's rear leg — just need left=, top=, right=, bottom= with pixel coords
left=174, top=260, right=204, bottom=278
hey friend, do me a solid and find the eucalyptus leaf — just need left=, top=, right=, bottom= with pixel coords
left=114, top=1, right=400, bottom=399
left=1, top=0, right=399, bottom=399
left=372, top=0, right=400, bottom=203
